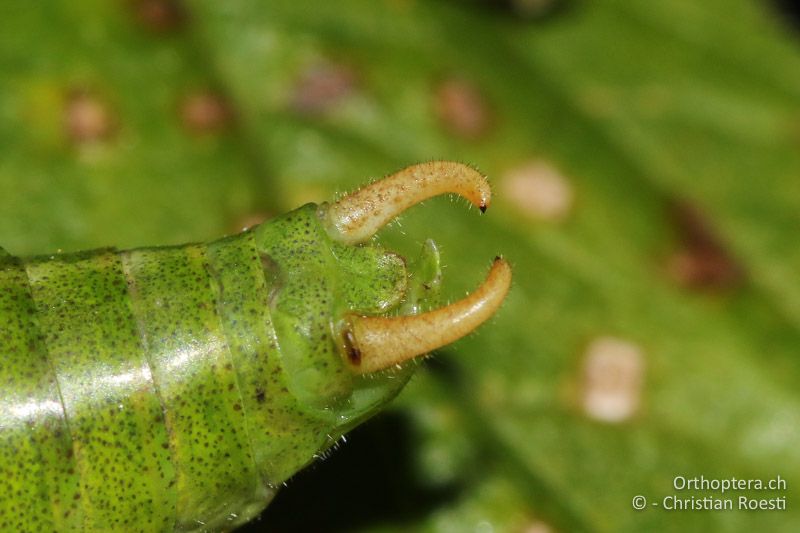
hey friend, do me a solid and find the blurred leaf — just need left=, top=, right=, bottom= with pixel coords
left=0, top=2, right=270, bottom=253
left=186, top=0, right=800, bottom=530
left=3, top=0, right=800, bottom=531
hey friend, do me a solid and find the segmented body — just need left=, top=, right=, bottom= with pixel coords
left=0, top=205, right=385, bottom=532
left=0, top=162, right=510, bottom=532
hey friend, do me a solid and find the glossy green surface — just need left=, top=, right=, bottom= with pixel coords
left=0, top=249, right=78, bottom=531
left=121, top=244, right=261, bottom=530
left=26, top=249, right=176, bottom=531
left=0, top=199, right=431, bottom=531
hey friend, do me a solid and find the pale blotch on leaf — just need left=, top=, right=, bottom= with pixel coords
left=290, top=60, right=357, bottom=115
left=522, top=520, right=554, bottom=533
left=581, top=336, right=644, bottom=423
left=435, top=78, right=492, bottom=140
left=180, top=91, right=233, bottom=134
left=475, top=520, right=495, bottom=533
left=502, top=161, right=573, bottom=221
left=64, top=90, right=115, bottom=145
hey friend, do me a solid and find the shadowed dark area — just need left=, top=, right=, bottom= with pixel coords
left=238, top=412, right=460, bottom=533
left=774, top=0, right=800, bottom=31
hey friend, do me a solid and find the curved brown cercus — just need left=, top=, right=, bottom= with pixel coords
left=0, top=162, right=511, bottom=532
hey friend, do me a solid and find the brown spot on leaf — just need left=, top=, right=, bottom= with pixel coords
left=435, top=78, right=492, bottom=140
left=64, top=90, right=115, bottom=145
left=131, top=0, right=186, bottom=33
left=179, top=90, right=233, bottom=134
left=666, top=201, right=744, bottom=290
left=291, top=60, right=357, bottom=115
left=480, top=0, right=569, bottom=19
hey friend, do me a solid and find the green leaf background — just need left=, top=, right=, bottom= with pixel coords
left=2, top=1, right=799, bottom=531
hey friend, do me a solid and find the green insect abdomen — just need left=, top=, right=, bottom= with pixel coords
left=0, top=203, right=412, bottom=531
left=0, top=223, right=340, bottom=530
left=121, top=241, right=269, bottom=529
left=0, top=242, right=244, bottom=530
left=0, top=249, right=82, bottom=531
left=0, top=162, right=512, bottom=532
